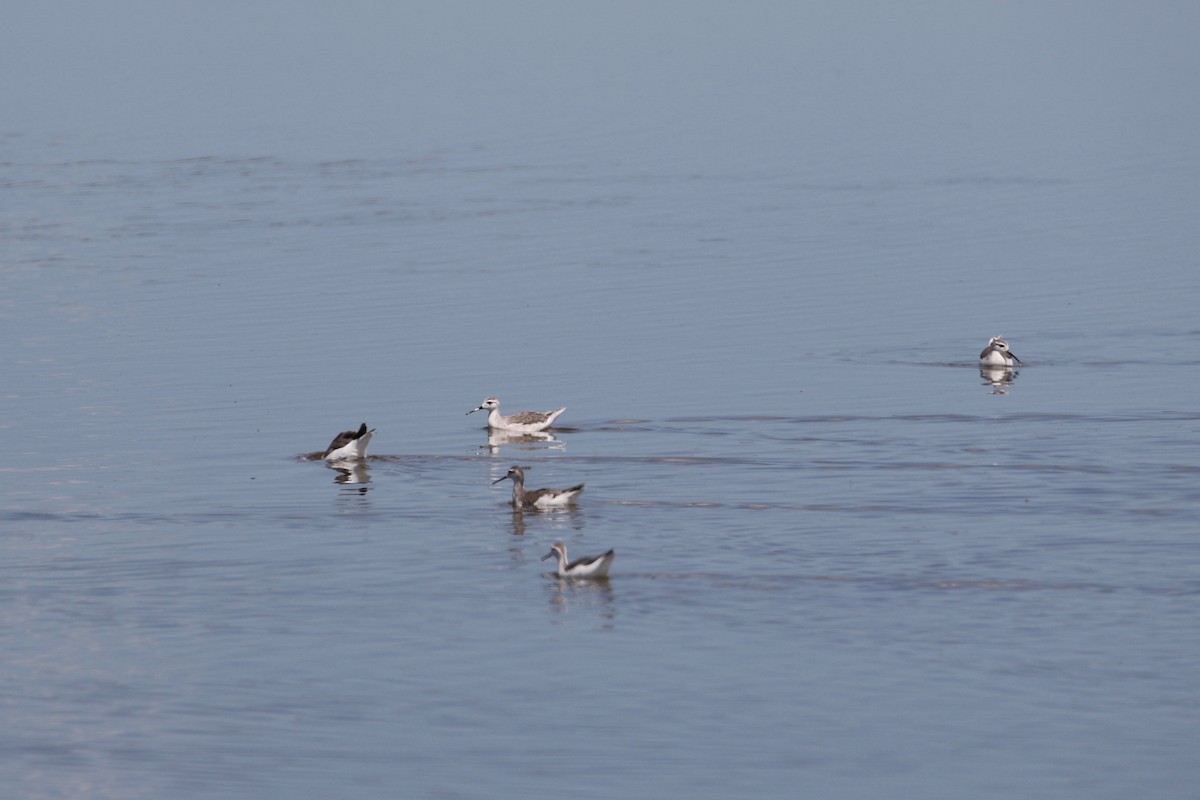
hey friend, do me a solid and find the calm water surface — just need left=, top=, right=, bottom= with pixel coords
left=4, top=4, right=1200, bottom=799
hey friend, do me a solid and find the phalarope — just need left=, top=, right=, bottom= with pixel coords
left=979, top=336, right=1023, bottom=367
left=323, top=422, right=374, bottom=461
left=492, top=465, right=584, bottom=509
left=467, top=396, right=566, bottom=433
left=541, top=541, right=614, bottom=579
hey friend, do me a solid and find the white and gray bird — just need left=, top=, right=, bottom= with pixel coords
left=322, top=422, right=374, bottom=461
left=492, top=465, right=584, bottom=509
left=467, top=396, right=566, bottom=433
left=979, top=336, right=1023, bottom=368
left=541, top=541, right=614, bottom=579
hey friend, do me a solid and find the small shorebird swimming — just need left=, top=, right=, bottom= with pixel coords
left=322, top=422, right=374, bottom=461
left=541, top=541, right=614, bottom=579
left=979, top=336, right=1024, bottom=368
left=466, top=396, right=566, bottom=433
left=492, top=465, right=584, bottom=509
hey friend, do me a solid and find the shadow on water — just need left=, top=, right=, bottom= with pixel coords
left=654, top=411, right=1200, bottom=426
left=532, top=567, right=1169, bottom=631
left=627, top=570, right=1127, bottom=595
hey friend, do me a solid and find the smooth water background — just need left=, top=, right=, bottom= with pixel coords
left=3, top=3, right=1199, bottom=798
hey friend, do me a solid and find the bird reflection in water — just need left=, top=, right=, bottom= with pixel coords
left=481, top=429, right=564, bottom=455
left=545, top=573, right=616, bottom=622
left=328, top=460, right=371, bottom=487
left=979, top=365, right=1019, bottom=395
left=506, top=505, right=585, bottom=537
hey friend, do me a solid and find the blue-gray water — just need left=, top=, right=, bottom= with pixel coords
left=3, top=3, right=1199, bottom=798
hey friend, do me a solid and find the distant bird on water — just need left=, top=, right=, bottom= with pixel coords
left=979, top=336, right=1023, bottom=368
left=541, top=541, right=614, bottom=579
left=492, top=465, right=584, bottom=509
left=467, top=396, right=566, bottom=433
left=323, top=422, right=374, bottom=461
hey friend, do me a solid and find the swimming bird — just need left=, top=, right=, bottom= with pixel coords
left=492, top=465, right=584, bottom=509
left=323, top=422, right=374, bottom=461
left=467, top=396, right=566, bottom=433
left=979, top=336, right=1024, bottom=367
left=541, top=541, right=614, bottom=579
